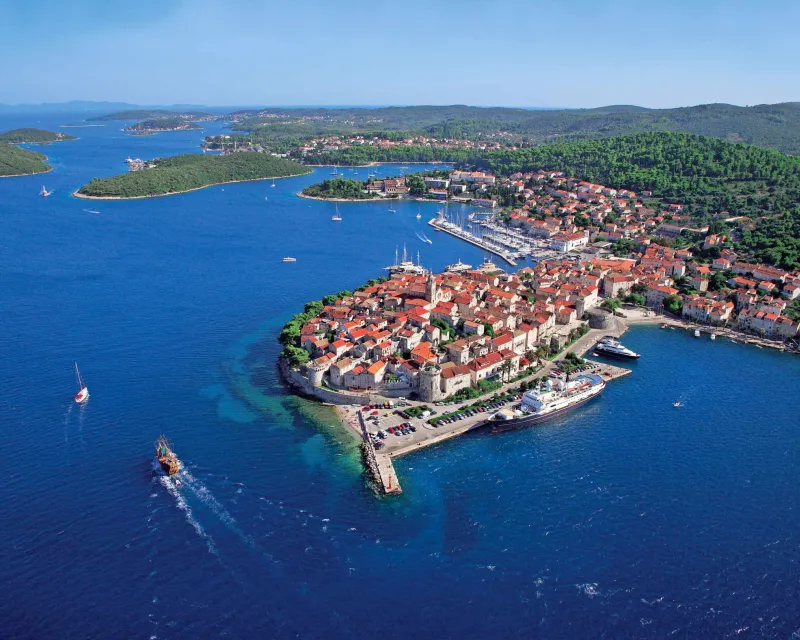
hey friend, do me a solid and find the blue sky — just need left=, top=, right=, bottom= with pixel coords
left=1, top=0, right=797, bottom=108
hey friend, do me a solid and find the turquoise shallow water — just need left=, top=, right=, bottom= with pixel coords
left=2, top=113, right=800, bottom=638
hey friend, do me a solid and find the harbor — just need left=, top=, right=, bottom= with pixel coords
left=428, top=216, right=518, bottom=266
left=347, top=324, right=634, bottom=495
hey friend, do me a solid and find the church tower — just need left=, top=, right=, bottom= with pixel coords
left=425, top=271, right=438, bottom=303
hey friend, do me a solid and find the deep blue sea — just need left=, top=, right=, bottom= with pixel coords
left=3, top=114, right=800, bottom=639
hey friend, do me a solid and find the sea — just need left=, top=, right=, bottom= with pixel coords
left=2, top=113, right=800, bottom=639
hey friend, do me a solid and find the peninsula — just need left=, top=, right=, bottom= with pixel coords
left=75, top=152, right=310, bottom=199
left=124, top=117, right=203, bottom=134
left=0, top=143, right=51, bottom=176
left=0, top=128, right=76, bottom=144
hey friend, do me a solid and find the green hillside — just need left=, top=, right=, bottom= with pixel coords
left=0, top=143, right=50, bottom=176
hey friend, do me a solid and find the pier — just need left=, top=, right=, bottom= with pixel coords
left=429, top=217, right=517, bottom=266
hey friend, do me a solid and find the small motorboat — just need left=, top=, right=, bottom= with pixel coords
left=74, top=362, right=89, bottom=403
left=710, top=333, right=717, bottom=341
left=673, top=402, right=682, bottom=408
left=694, top=329, right=701, bottom=338
left=282, top=256, right=296, bottom=263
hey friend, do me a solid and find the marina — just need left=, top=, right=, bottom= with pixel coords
left=429, top=216, right=518, bottom=266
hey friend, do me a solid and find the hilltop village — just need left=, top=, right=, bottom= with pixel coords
left=284, top=169, right=800, bottom=403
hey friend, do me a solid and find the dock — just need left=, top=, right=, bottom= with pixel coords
left=429, top=218, right=517, bottom=266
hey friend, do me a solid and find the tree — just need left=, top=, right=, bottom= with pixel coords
left=482, top=322, right=496, bottom=337
left=664, top=294, right=684, bottom=315
left=601, top=298, right=621, bottom=311
left=407, top=174, right=426, bottom=195
left=281, top=345, right=310, bottom=366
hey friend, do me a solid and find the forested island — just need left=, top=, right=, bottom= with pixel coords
left=302, top=178, right=379, bottom=200
left=75, top=152, right=310, bottom=198
left=0, top=143, right=51, bottom=176
left=0, top=128, right=76, bottom=144
left=124, top=117, right=202, bottom=133
left=89, top=109, right=214, bottom=122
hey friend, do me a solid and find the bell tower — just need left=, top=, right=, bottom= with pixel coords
left=425, top=271, right=438, bottom=302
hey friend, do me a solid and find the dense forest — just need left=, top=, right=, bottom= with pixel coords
left=227, top=103, right=800, bottom=154
left=0, top=128, right=76, bottom=143
left=736, top=209, right=800, bottom=270
left=296, top=145, right=480, bottom=166
left=77, top=152, right=309, bottom=198
left=125, top=118, right=202, bottom=132
left=476, top=132, right=800, bottom=219
left=88, top=109, right=213, bottom=121
left=0, top=143, right=51, bottom=176
left=302, top=178, right=376, bottom=199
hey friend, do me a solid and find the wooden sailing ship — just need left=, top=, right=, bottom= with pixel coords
left=154, top=435, right=180, bottom=475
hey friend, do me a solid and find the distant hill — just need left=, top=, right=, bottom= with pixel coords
left=232, top=103, right=800, bottom=154
left=0, top=143, right=50, bottom=176
left=0, top=128, right=77, bottom=144
left=0, top=100, right=211, bottom=114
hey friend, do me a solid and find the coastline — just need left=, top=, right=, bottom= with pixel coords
left=0, top=165, right=53, bottom=179
left=72, top=170, right=311, bottom=200
left=296, top=191, right=386, bottom=203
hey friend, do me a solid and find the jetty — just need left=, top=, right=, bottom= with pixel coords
left=429, top=217, right=517, bottom=266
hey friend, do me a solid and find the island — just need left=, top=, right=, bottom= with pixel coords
left=88, top=109, right=215, bottom=122
left=301, top=178, right=380, bottom=200
left=0, top=128, right=76, bottom=144
left=0, top=143, right=51, bottom=176
left=124, top=117, right=203, bottom=134
left=74, top=151, right=310, bottom=199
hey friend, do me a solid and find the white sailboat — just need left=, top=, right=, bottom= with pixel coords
left=74, top=363, right=89, bottom=404
left=271, top=178, right=276, bottom=188
left=40, top=185, right=51, bottom=197
left=332, top=205, right=342, bottom=222
left=416, top=208, right=422, bottom=219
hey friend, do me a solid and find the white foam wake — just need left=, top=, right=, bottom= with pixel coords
left=159, top=475, right=218, bottom=556
left=178, top=469, right=255, bottom=548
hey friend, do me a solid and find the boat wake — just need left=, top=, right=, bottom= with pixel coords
left=178, top=468, right=256, bottom=547
left=158, top=474, right=219, bottom=556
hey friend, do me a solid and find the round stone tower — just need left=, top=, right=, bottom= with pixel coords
left=418, top=365, right=442, bottom=402
left=306, top=360, right=327, bottom=387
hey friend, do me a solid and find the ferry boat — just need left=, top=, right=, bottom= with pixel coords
left=445, top=259, right=472, bottom=273
left=594, top=336, right=640, bottom=360
left=282, top=256, right=297, bottom=263
left=40, top=185, right=51, bottom=197
left=73, top=362, right=89, bottom=404
left=488, top=373, right=605, bottom=433
left=154, top=435, right=180, bottom=475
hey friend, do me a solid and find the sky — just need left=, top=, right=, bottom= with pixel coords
left=1, top=0, right=798, bottom=109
